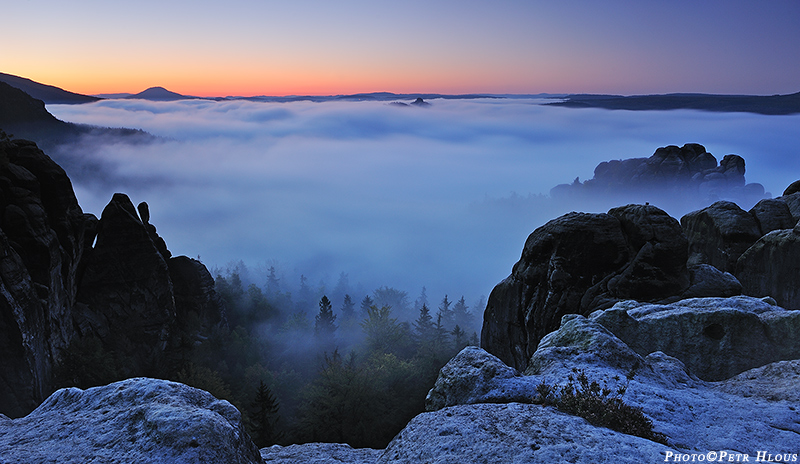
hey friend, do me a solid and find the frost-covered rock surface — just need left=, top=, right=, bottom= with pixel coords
left=591, top=296, right=800, bottom=380
left=261, top=443, right=382, bottom=463
left=426, top=302, right=800, bottom=459
left=0, top=377, right=264, bottom=464
left=378, top=402, right=674, bottom=463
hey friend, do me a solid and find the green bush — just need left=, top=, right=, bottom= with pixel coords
left=535, top=368, right=668, bottom=445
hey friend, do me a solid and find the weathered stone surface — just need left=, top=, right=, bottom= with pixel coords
left=735, top=227, right=800, bottom=309
left=714, top=359, right=800, bottom=402
left=261, top=443, right=381, bottom=464
left=0, top=139, right=88, bottom=417
left=590, top=296, right=800, bottom=380
left=75, top=193, right=176, bottom=372
left=378, top=403, right=674, bottom=464
left=424, top=346, right=526, bottom=411
left=678, top=264, right=742, bottom=299
left=781, top=192, right=800, bottom=223
left=680, top=200, right=761, bottom=273
left=783, top=180, right=800, bottom=196
left=482, top=204, right=689, bottom=371
left=429, top=313, right=800, bottom=458
left=0, top=378, right=264, bottom=464
left=749, top=197, right=795, bottom=234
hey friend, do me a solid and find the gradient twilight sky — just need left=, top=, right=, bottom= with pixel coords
left=3, top=1, right=800, bottom=97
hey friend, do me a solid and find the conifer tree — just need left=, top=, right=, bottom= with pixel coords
left=452, top=296, right=474, bottom=333
left=360, top=295, right=374, bottom=317
left=413, top=303, right=435, bottom=349
left=315, top=296, right=337, bottom=351
left=250, top=380, right=281, bottom=447
left=341, top=294, right=355, bottom=322
left=437, top=295, right=454, bottom=330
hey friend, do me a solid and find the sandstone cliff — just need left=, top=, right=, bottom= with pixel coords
left=0, top=137, right=226, bottom=417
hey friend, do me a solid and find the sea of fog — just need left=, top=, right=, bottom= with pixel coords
left=47, top=98, right=800, bottom=311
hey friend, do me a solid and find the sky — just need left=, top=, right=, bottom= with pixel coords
left=4, top=0, right=800, bottom=97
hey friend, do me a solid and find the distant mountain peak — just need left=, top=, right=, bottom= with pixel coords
left=126, top=87, right=194, bottom=101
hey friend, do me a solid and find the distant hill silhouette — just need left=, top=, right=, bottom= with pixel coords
left=0, top=72, right=100, bottom=104
left=548, top=92, right=800, bottom=115
left=0, top=81, right=151, bottom=152
left=126, top=87, right=202, bottom=101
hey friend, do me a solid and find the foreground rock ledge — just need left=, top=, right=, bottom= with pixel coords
left=0, top=378, right=263, bottom=464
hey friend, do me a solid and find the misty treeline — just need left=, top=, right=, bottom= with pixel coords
left=190, top=261, right=483, bottom=448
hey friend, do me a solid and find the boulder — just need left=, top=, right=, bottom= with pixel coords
left=678, top=264, right=742, bottom=299
left=0, top=378, right=264, bottom=464
left=591, top=296, right=800, bottom=380
left=780, top=192, right=800, bottom=223
left=482, top=204, right=689, bottom=371
left=748, top=197, right=795, bottom=234
left=424, top=346, right=527, bottom=411
left=378, top=403, right=674, bottom=464
left=735, top=226, right=800, bottom=309
left=680, top=201, right=761, bottom=272
left=261, top=443, right=381, bottom=464
left=783, top=180, right=800, bottom=196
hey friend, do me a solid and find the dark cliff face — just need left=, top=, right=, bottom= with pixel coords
left=0, top=139, right=226, bottom=417
left=482, top=191, right=800, bottom=373
left=0, top=139, right=88, bottom=417
left=481, top=204, right=689, bottom=371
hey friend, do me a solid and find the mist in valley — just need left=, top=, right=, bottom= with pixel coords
left=46, top=97, right=800, bottom=307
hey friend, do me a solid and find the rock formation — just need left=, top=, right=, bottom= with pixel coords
left=0, top=138, right=89, bottom=417
left=482, top=204, right=690, bottom=371
left=735, top=223, right=800, bottom=309
left=593, top=296, right=800, bottom=380
left=550, top=144, right=767, bottom=207
left=680, top=201, right=762, bottom=273
left=74, top=193, right=177, bottom=372
left=0, top=137, right=226, bottom=417
left=0, top=378, right=264, bottom=464
left=425, top=304, right=800, bottom=460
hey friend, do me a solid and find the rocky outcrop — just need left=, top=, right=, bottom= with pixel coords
left=680, top=201, right=762, bottom=273
left=0, top=138, right=226, bottom=417
left=0, top=139, right=88, bottom=417
left=783, top=180, right=800, bottom=196
left=551, top=144, right=766, bottom=206
left=678, top=264, right=742, bottom=299
left=482, top=204, right=689, bottom=371
left=429, top=305, right=800, bottom=459
left=735, top=223, right=800, bottom=309
left=592, top=296, right=800, bottom=380
left=424, top=346, right=527, bottom=411
left=379, top=402, right=673, bottom=463
left=748, top=197, right=796, bottom=234
left=780, top=192, right=800, bottom=223
left=170, top=255, right=227, bottom=331
left=0, top=378, right=264, bottom=463
left=75, top=193, right=176, bottom=369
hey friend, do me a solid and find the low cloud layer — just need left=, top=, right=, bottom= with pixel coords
left=48, top=98, right=800, bottom=306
